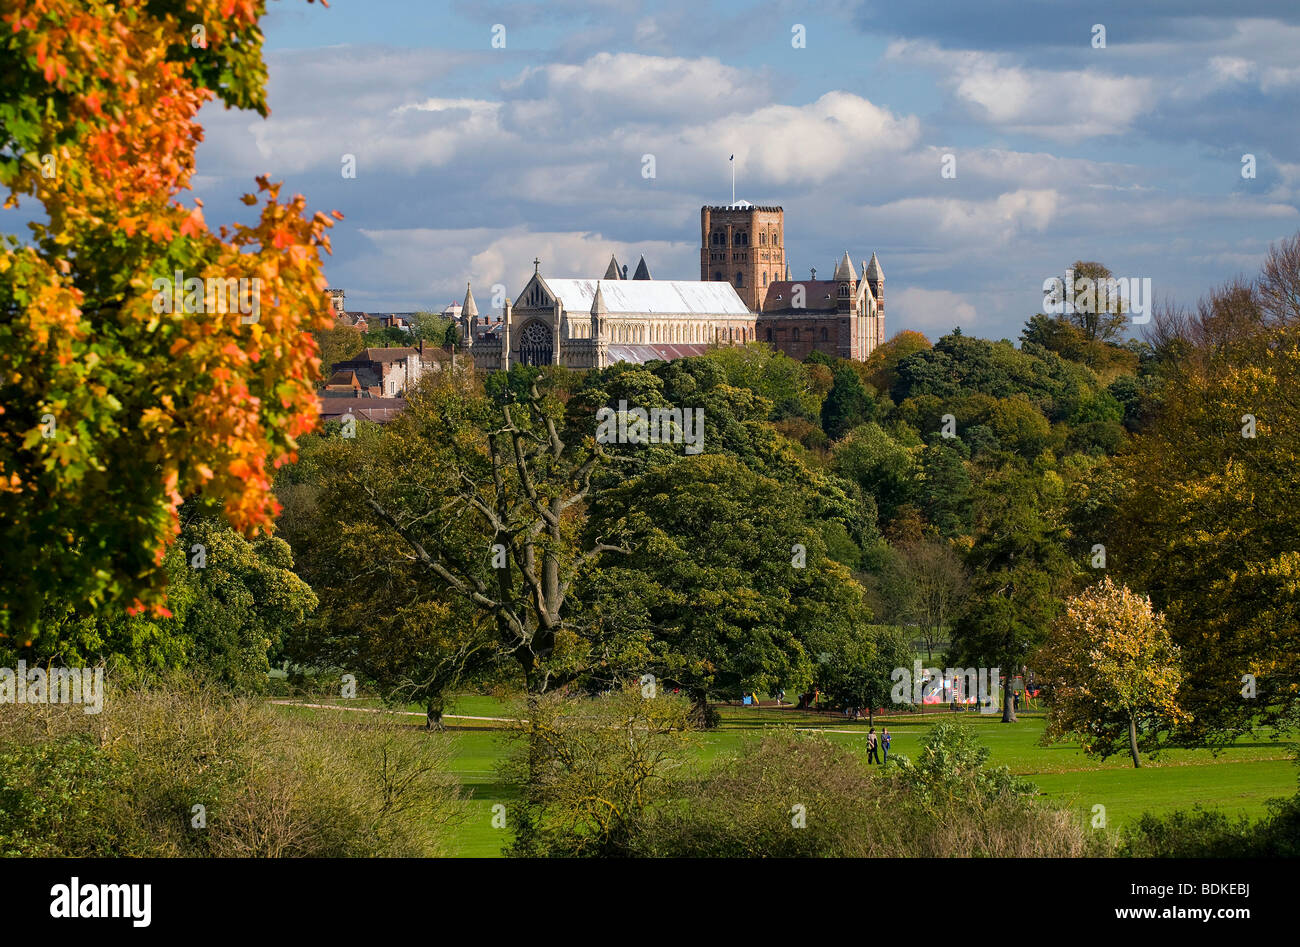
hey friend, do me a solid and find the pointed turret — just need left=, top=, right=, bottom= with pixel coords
left=603, top=254, right=623, bottom=280
left=865, top=252, right=884, bottom=317
left=461, top=282, right=478, bottom=348
left=632, top=255, right=652, bottom=280
left=833, top=250, right=854, bottom=282
left=590, top=280, right=608, bottom=346
left=865, top=252, right=883, bottom=281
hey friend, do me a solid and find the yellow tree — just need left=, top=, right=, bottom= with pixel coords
left=1036, top=577, right=1187, bottom=767
left=1, top=0, right=334, bottom=638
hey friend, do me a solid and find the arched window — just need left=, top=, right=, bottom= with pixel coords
left=766, top=328, right=773, bottom=341
left=762, top=272, right=767, bottom=286
left=759, top=232, right=767, bottom=245
left=714, top=271, right=722, bottom=281
left=793, top=328, right=800, bottom=341
left=735, top=272, right=744, bottom=287
left=821, top=327, right=828, bottom=341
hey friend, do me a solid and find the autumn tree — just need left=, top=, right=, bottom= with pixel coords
left=0, top=0, right=335, bottom=637
left=1035, top=577, right=1187, bottom=767
left=1113, top=235, right=1300, bottom=738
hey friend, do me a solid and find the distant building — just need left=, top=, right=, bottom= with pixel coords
left=463, top=262, right=755, bottom=371
left=330, top=345, right=426, bottom=398
left=460, top=202, right=886, bottom=370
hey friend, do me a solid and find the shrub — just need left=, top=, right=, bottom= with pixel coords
left=632, top=725, right=1104, bottom=857
left=0, top=678, right=466, bottom=857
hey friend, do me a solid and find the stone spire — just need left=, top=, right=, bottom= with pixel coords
left=632, top=255, right=652, bottom=280
left=603, top=254, right=623, bottom=280
left=833, top=250, right=854, bottom=282
left=460, top=282, right=477, bottom=349
left=865, top=251, right=884, bottom=281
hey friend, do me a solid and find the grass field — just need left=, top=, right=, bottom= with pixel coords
left=271, top=693, right=1299, bottom=857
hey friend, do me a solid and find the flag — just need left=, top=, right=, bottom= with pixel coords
left=729, top=154, right=734, bottom=161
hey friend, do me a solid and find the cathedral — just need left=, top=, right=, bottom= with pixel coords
left=462, top=203, right=885, bottom=370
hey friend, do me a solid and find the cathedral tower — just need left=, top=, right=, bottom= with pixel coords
left=700, top=203, right=784, bottom=311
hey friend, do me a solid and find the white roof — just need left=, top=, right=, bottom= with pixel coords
left=544, top=278, right=750, bottom=317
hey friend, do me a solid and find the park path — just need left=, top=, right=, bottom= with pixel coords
left=268, top=699, right=522, bottom=723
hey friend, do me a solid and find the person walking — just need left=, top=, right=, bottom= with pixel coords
left=866, top=727, right=880, bottom=765
left=881, top=728, right=892, bottom=765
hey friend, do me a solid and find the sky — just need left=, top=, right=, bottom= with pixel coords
left=188, top=0, right=1300, bottom=342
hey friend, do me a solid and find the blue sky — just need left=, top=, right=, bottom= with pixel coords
left=188, top=0, right=1300, bottom=341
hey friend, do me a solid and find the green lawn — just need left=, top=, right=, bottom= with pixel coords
left=270, top=693, right=1298, bottom=858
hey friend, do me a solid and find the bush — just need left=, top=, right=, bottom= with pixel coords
left=632, top=724, right=1104, bottom=857
left=0, top=678, right=466, bottom=857
left=1119, top=794, right=1300, bottom=857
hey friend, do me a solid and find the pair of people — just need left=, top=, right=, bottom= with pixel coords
left=865, top=727, right=891, bottom=765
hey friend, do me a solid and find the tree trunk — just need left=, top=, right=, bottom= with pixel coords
left=1001, top=679, right=1017, bottom=723
left=425, top=702, right=445, bottom=731
left=867, top=705, right=874, bottom=727
left=1128, top=715, right=1141, bottom=768
left=689, top=691, right=713, bottom=730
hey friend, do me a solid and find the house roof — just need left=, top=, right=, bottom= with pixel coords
left=541, top=278, right=749, bottom=317
left=352, top=347, right=418, bottom=362
left=762, top=280, right=843, bottom=313
left=318, top=397, right=407, bottom=424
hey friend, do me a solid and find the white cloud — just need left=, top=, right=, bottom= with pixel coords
left=886, top=40, right=1156, bottom=139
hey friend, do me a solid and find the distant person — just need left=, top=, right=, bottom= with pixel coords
left=881, top=728, right=892, bottom=765
left=866, top=728, right=880, bottom=765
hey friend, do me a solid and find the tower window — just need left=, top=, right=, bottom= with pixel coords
left=735, top=272, right=744, bottom=287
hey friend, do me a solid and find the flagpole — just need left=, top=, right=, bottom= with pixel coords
left=731, top=155, right=735, bottom=205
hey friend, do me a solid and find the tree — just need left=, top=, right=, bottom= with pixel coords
left=1053, top=261, right=1129, bottom=344
left=274, top=430, right=499, bottom=728
left=1036, top=577, right=1188, bottom=767
left=18, top=508, right=317, bottom=691
left=831, top=422, right=915, bottom=524
left=0, top=0, right=335, bottom=635
left=821, top=364, right=877, bottom=439
left=302, top=367, right=623, bottom=696
left=949, top=466, right=1075, bottom=722
left=1113, top=237, right=1300, bottom=738
left=594, top=452, right=869, bottom=726
left=903, top=538, right=969, bottom=662
left=410, top=310, right=454, bottom=346
left=811, top=623, right=912, bottom=725
left=312, top=323, right=364, bottom=381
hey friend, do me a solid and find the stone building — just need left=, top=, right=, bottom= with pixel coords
left=461, top=202, right=886, bottom=370
left=464, top=262, right=754, bottom=371
left=759, top=250, right=885, bottom=361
